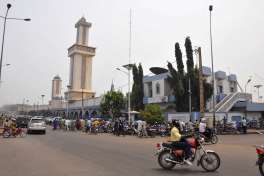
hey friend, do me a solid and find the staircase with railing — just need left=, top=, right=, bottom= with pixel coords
left=214, top=93, right=233, bottom=111
left=215, top=92, right=252, bottom=112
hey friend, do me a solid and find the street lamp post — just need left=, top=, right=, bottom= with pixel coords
left=67, top=85, right=72, bottom=119
left=81, top=87, right=84, bottom=119
left=116, top=64, right=134, bottom=124
left=0, top=3, right=31, bottom=84
left=209, top=5, right=216, bottom=127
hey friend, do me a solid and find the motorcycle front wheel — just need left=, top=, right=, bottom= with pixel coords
left=259, top=160, right=264, bottom=176
left=3, top=131, right=10, bottom=138
left=20, top=131, right=26, bottom=138
left=158, top=150, right=176, bottom=170
left=200, top=152, right=220, bottom=172
left=211, top=135, right=219, bottom=144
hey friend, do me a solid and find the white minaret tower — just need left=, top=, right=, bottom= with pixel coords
left=52, top=75, right=62, bottom=100
left=66, top=17, right=96, bottom=101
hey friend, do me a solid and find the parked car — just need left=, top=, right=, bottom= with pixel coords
left=28, top=117, right=46, bottom=134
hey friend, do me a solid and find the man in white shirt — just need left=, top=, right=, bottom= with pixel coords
left=199, top=119, right=207, bottom=134
left=241, top=117, right=247, bottom=134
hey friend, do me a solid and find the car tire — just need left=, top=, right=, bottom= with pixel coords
left=27, top=130, right=31, bottom=134
left=43, top=130, right=46, bottom=135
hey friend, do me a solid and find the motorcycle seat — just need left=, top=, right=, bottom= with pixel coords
left=162, top=143, right=173, bottom=148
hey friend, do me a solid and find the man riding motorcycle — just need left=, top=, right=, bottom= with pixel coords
left=169, top=120, right=193, bottom=165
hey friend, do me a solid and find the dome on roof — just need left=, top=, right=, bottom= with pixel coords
left=53, top=75, right=61, bottom=80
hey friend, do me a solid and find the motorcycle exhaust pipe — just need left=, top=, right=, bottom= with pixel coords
left=165, top=158, right=178, bottom=164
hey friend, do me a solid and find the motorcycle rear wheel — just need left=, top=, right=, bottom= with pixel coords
left=200, top=152, right=220, bottom=172
left=259, top=160, right=264, bottom=176
left=158, top=150, right=176, bottom=170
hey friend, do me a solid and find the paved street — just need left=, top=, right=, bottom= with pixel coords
left=1, top=129, right=263, bottom=176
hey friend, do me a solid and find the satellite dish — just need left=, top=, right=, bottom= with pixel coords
left=150, top=67, right=168, bottom=75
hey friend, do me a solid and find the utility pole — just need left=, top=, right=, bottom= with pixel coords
left=209, top=5, right=216, bottom=127
left=0, top=4, right=30, bottom=85
left=198, top=47, right=205, bottom=118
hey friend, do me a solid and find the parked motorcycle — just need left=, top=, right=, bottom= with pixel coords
left=155, top=135, right=221, bottom=172
left=256, top=145, right=264, bottom=176
left=159, top=127, right=170, bottom=137
left=3, top=127, right=26, bottom=138
left=90, top=126, right=98, bottom=134
left=200, top=129, right=218, bottom=144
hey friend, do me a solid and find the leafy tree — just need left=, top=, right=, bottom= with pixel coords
left=167, top=37, right=213, bottom=112
left=131, top=63, right=144, bottom=111
left=131, top=64, right=140, bottom=110
left=140, top=104, right=164, bottom=124
left=167, top=62, right=186, bottom=111
left=100, top=90, right=125, bottom=119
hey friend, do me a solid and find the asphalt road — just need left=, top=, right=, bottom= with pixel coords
left=0, top=128, right=263, bottom=176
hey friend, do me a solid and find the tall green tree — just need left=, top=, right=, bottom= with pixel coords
left=131, top=63, right=144, bottom=111
left=138, top=63, right=144, bottom=110
left=167, top=37, right=213, bottom=112
left=100, top=90, right=125, bottom=119
left=185, top=36, right=194, bottom=74
left=175, top=42, right=184, bottom=77
left=131, top=64, right=140, bottom=110
left=167, top=62, right=186, bottom=111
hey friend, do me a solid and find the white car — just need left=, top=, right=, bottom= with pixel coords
left=28, top=117, right=46, bottom=134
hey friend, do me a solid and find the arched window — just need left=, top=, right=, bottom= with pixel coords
left=156, top=83, right=160, bottom=95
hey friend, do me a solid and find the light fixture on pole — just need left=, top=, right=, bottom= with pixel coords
left=245, top=77, right=252, bottom=93
left=209, top=5, right=216, bottom=127
left=3, top=63, right=10, bottom=67
left=41, top=94, right=45, bottom=105
left=0, top=3, right=31, bottom=85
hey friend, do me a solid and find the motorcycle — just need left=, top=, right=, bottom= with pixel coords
left=159, top=127, right=170, bottom=137
left=155, top=135, right=221, bottom=172
left=90, top=126, right=98, bottom=135
left=200, top=128, right=218, bottom=144
left=256, top=145, right=264, bottom=176
left=3, top=127, right=26, bottom=138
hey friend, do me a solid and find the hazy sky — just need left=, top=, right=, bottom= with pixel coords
left=0, top=0, right=264, bottom=106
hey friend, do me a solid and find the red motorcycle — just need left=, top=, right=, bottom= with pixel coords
left=155, top=135, right=220, bottom=172
left=256, top=145, right=264, bottom=176
left=3, top=127, right=26, bottom=138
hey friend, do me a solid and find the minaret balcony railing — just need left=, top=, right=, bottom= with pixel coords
left=68, top=44, right=96, bottom=56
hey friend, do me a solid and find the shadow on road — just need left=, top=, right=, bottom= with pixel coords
left=151, top=168, right=220, bottom=175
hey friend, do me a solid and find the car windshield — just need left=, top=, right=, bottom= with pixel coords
left=31, top=119, right=43, bottom=123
